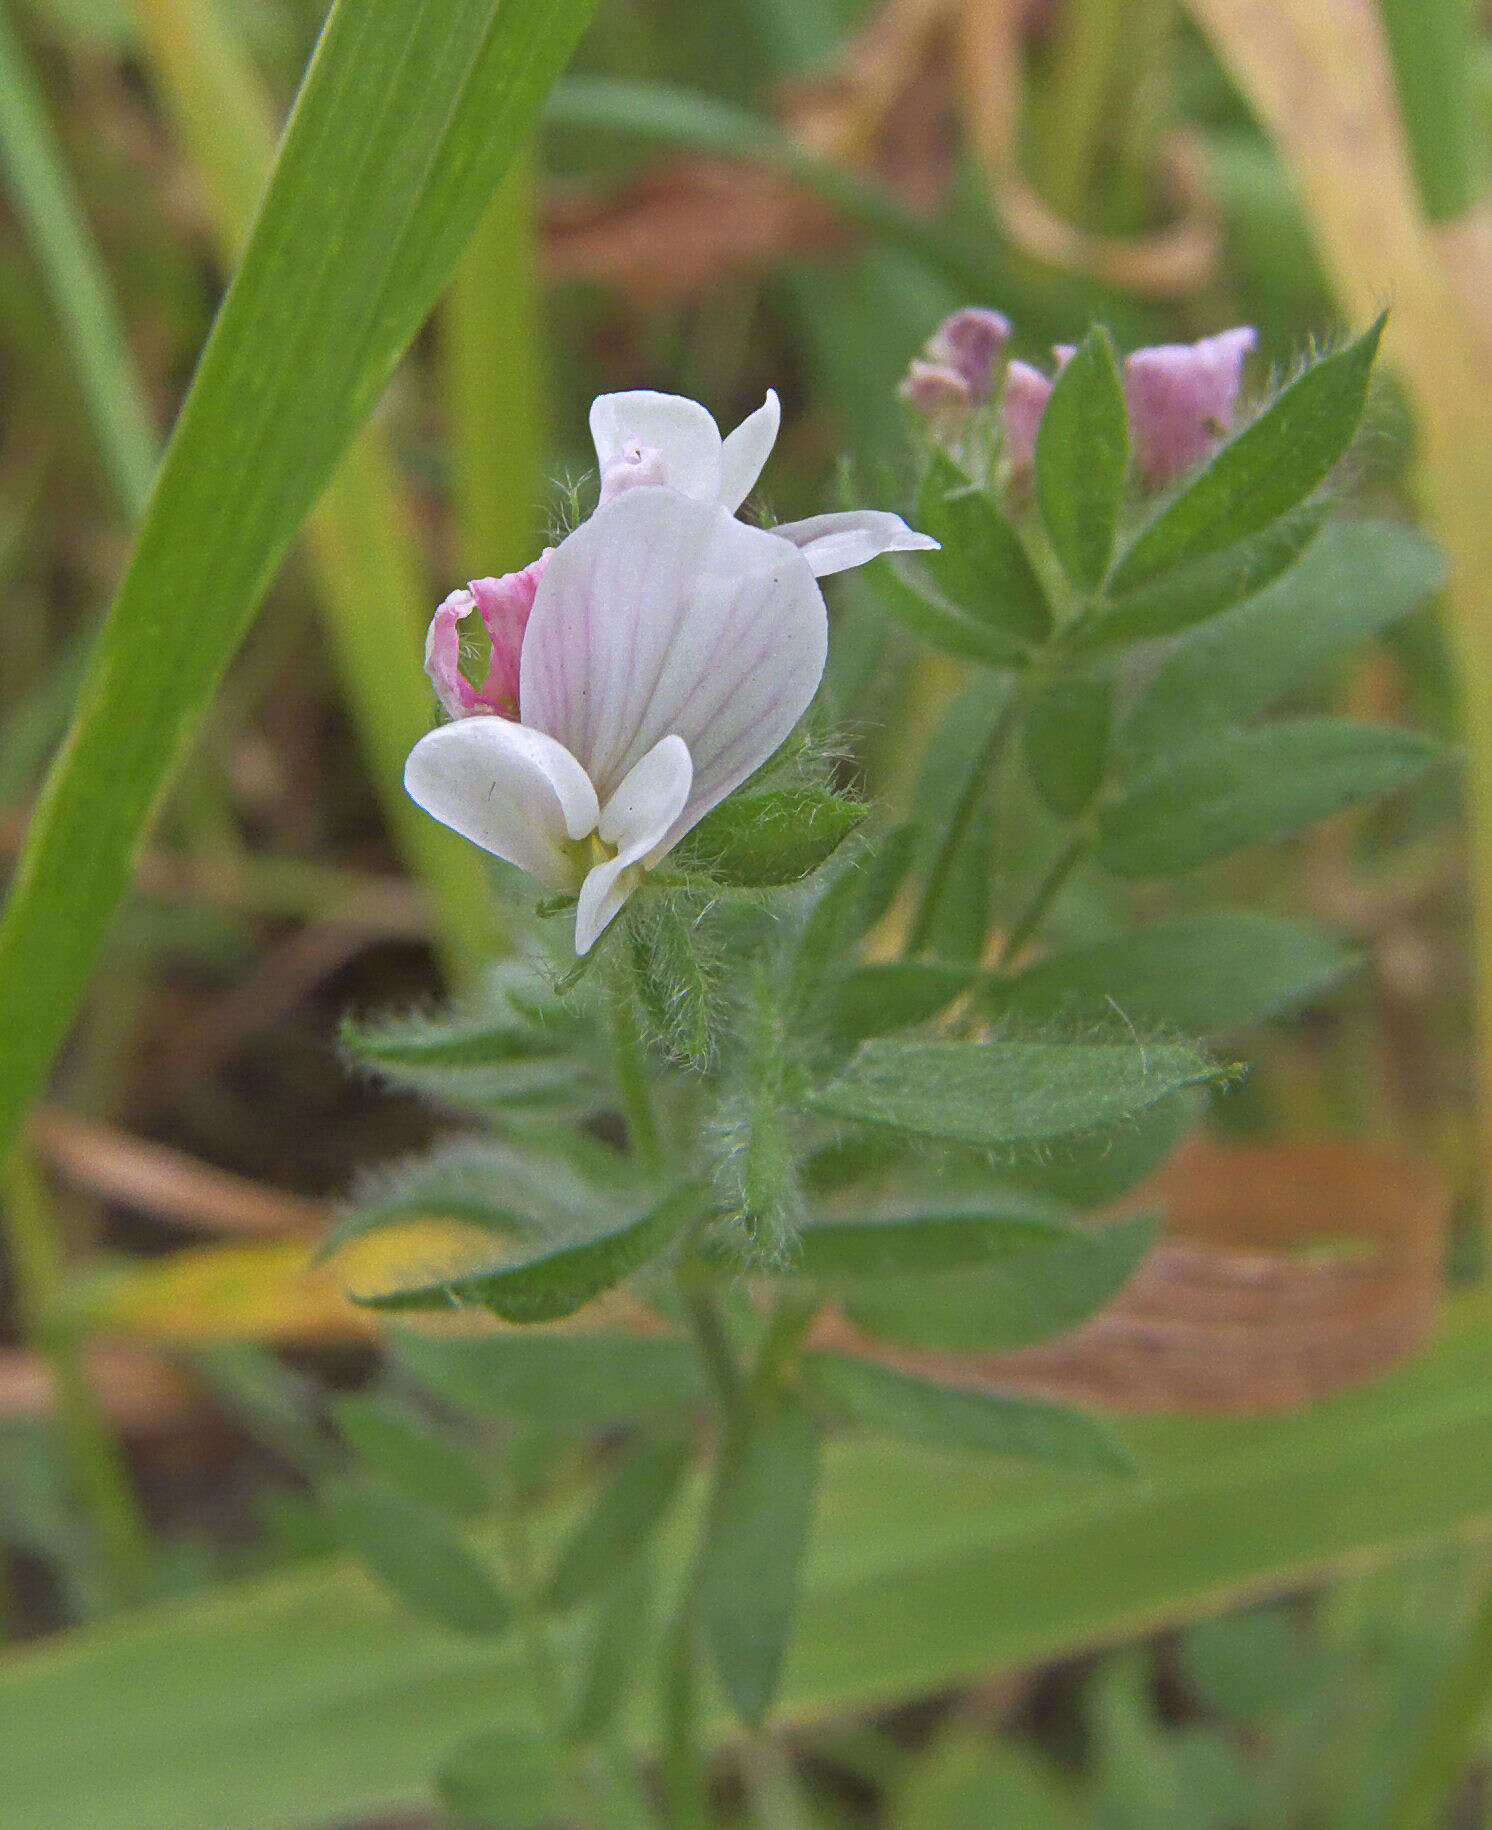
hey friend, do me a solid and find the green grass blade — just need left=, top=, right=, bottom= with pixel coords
left=442, top=152, right=548, bottom=577
left=128, top=0, right=507, bottom=975
left=0, top=0, right=597, bottom=1157
left=6, top=1297, right=1492, bottom=1829
left=0, top=3, right=158, bottom=517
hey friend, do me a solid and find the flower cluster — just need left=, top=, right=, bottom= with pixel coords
left=903, top=309, right=1257, bottom=489
left=405, top=390, right=936, bottom=954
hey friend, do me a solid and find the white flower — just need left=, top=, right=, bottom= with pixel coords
left=590, top=389, right=937, bottom=578
left=405, top=488, right=828, bottom=956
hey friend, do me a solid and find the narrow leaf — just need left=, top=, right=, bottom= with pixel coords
left=700, top=1398, right=820, bottom=1725
left=325, top=1482, right=511, bottom=1636
left=842, top=1213, right=1159, bottom=1354
left=807, top=1353, right=1135, bottom=1477
left=1036, top=327, right=1129, bottom=590
left=1078, top=502, right=1327, bottom=648
left=992, top=1093, right=1201, bottom=1206
left=917, top=454, right=1052, bottom=644
left=812, top=1039, right=1223, bottom=1147
left=395, top=1332, right=706, bottom=1427
left=1116, top=519, right=1444, bottom=771
left=543, top=1437, right=692, bottom=1614
left=1025, top=671, right=1113, bottom=818
left=565, top=1553, right=658, bottom=1745
left=351, top=1184, right=700, bottom=1321
left=786, top=1204, right=1079, bottom=1281
left=1096, top=720, right=1438, bottom=877
left=673, top=783, right=864, bottom=887
left=0, top=0, right=601, bottom=1162
left=863, top=553, right=1032, bottom=666
left=987, top=913, right=1358, bottom=1034
left=1109, top=319, right=1384, bottom=592
left=331, top=1396, right=489, bottom=1518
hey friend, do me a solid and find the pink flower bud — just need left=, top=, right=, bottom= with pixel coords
left=599, top=439, right=669, bottom=502
left=1123, top=326, right=1257, bottom=486
left=898, top=358, right=975, bottom=415
left=925, top=307, right=1011, bottom=405
left=1000, top=359, right=1055, bottom=474
left=423, top=551, right=550, bottom=721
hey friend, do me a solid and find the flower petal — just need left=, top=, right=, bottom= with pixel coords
left=1123, top=326, right=1257, bottom=486
left=769, top=510, right=938, bottom=578
left=718, top=389, right=780, bottom=513
left=1001, top=358, right=1053, bottom=473
left=574, top=734, right=693, bottom=955
left=424, top=589, right=486, bottom=719
left=404, top=717, right=599, bottom=893
left=589, top=391, right=722, bottom=502
left=520, top=488, right=827, bottom=842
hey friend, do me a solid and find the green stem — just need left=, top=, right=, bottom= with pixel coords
left=1, top=1146, right=151, bottom=1604
left=1384, top=1557, right=1492, bottom=1830
left=907, top=688, right=1020, bottom=956
left=608, top=965, right=664, bottom=1175
left=679, top=1276, right=747, bottom=1432
left=995, top=830, right=1091, bottom=970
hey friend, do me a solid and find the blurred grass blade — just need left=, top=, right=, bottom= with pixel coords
left=0, top=0, right=598, bottom=1159
left=1378, top=0, right=1479, bottom=223
left=442, top=153, right=548, bottom=576
left=128, top=0, right=506, bottom=976
left=8, top=1296, right=1492, bottom=1828
left=0, top=4, right=157, bottom=517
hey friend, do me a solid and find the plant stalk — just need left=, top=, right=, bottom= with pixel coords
left=907, top=685, right=1020, bottom=955
left=607, top=965, right=664, bottom=1175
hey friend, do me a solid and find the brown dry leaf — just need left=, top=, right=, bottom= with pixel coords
left=815, top=1138, right=1446, bottom=1413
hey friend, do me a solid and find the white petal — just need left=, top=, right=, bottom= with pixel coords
left=404, top=718, right=599, bottom=894
left=589, top=391, right=722, bottom=502
left=718, top=389, right=780, bottom=513
left=770, top=509, right=939, bottom=578
left=521, top=490, right=827, bottom=848
left=574, top=735, right=693, bottom=955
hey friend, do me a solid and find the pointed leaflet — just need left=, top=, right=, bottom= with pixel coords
left=542, top=1436, right=692, bottom=1613
left=352, top=1183, right=700, bottom=1321
left=917, top=454, right=1052, bottom=644
left=1096, top=721, right=1438, bottom=876
left=1108, top=319, right=1383, bottom=593
left=806, top=1353, right=1135, bottom=1477
left=330, top=1396, right=489, bottom=1517
left=1025, top=671, right=1113, bottom=818
left=1036, top=327, right=1129, bottom=590
left=0, top=0, right=601, bottom=1161
left=324, top=1481, right=511, bottom=1635
left=700, top=1397, right=820, bottom=1725
left=812, top=1039, right=1223, bottom=1147
left=395, top=1331, right=707, bottom=1426
left=1115, top=519, right=1445, bottom=771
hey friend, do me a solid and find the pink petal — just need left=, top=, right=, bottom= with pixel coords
left=423, top=590, right=486, bottom=719
left=468, top=552, right=550, bottom=716
left=899, top=359, right=974, bottom=416
left=925, top=307, right=1010, bottom=404
left=1001, top=360, right=1054, bottom=474
left=1124, top=326, right=1257, bottom=487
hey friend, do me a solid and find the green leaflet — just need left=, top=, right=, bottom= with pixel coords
left=394, top=1332, right=707, bottom=1427
left=436, top=1731, right=563, bottom=1828
left=0, top=0, right=601, bottom=1162
left=672, top=783, right=864, bottom=887
left=1025, top=671, right=1114, bottom=818
left=700, top=1398, right=820, bottom=1725
left=1116, top=519, right=1445, bottom=772
left=1036, top=326, right=1130, bottom=590
left=986, top=913, right=1358, bottom=1035
left=805, top=1352, right=1136, bottom=1477
left=1096, top=720, right=1439, bottom=877
left=1108, top=320, right=1383, bottom=593
left=784, top=1204, right=1079, bottom=1281
left=350, top=1184, right=701, bottom=1322
left=917, top=454, right=1052, bottom=645
left=323, top=1481, right=511, bottom=1637
left=840, top=1212, right=1159, bottom=1354
left=330, top=1396, right=490, bottom=1518
left=542, top=1437, right=693, bottom=1615
left=811, top=1039, right=1223, bottom=1148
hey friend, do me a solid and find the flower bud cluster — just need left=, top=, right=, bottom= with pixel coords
left=902, top=310, right=1257, bottom=490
